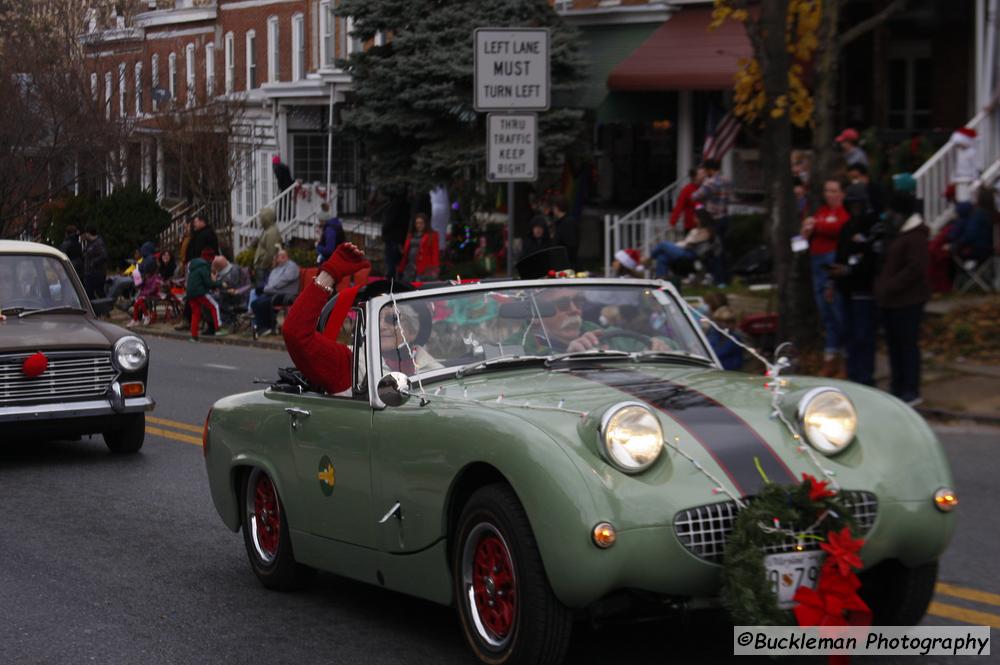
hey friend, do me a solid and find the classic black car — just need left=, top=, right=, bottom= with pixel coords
left=1, top=241, right=154, bottom=452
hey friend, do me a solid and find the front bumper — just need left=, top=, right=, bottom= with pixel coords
left=0, top=395, right=155, bottom=423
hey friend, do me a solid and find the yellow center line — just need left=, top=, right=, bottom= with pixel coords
left=148, top=415, right=204, bottom=434
left=928, top=601, right=1000, bottom=629
left=936, top=582, right=1000, bottom=607
left=146, top=425, right=202, bottom=447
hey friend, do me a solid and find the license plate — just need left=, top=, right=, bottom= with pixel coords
left=764, top=550, right=826, bottom=610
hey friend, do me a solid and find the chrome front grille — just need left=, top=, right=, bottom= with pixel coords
left=673, top=491, right=878, bottom=564
left=0, top=351, right=117, bottom=405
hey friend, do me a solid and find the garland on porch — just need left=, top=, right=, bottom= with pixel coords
left=720, top=473, right=870, bottom=631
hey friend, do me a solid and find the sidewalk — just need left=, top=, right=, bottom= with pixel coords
left=110, top=309, right=287, bottom=352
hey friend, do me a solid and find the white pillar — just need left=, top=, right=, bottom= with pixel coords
left=156, top=139, right=165, bottom=201
left=677, top=90, right=693, bottom=180
left=976, top=0, right=986, bottom=108
left=277, top=105, right=289, bottom=162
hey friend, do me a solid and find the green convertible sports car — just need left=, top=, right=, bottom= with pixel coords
left=204, top=278, right=955, bottom=665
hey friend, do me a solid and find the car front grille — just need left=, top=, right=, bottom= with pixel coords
left=0, top=351, right=117, bottom=405
left=673, top=490, right=878, bottom=564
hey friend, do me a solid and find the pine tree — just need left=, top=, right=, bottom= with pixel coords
left=338, top=0, right=586, bottom=194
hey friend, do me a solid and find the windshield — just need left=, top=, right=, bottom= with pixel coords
left=0, top=254, right=83, bottom=312
left=377, top=283, right=710, bottom=376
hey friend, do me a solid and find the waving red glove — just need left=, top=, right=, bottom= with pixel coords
left=321, top=243, right=370, bottom=283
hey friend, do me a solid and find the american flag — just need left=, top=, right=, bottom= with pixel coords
left=702, top=105, right=741, bottom=161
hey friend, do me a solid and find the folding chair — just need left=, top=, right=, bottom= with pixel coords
left=953, top=252, right=998, bottom=293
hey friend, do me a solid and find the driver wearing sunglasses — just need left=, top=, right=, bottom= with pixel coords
left=533, top=288, right=603, bottom=353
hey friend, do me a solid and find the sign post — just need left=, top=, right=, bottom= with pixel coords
left=474, top=28, right=549, bottom=276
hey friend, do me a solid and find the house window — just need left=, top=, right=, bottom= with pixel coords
left=267, top=17, right=279, bottom=83
left=90, top=72, right=98, bottom=102
left=186, top=43, right=196, bottom=106
left=151, top=53, right=159, bottom=110
left=168, top=52, right=177, bottom=102
left=118, top=63, right=126, bottom=117
left=554, top=0, right=572, bottom=12
left=292, top=133, right=358, bottom=185
left=205, top=43, right=215, bottom=97
left=104, top=72, right=112, bottom=119
left=224, top=33, right=234, bottom=94
left=292, top=13, right=305, bottom=80
left=888, top=44, right=932, bottom=130
left=246, top=30, right=256, bottom=89
left=320, top=1, right=335, bottom=66
left=346, top=17, right=362, bottom=55
left=134, top=62, right=143, bottom=114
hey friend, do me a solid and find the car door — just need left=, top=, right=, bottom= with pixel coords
left=284, top=306, right=375, bottom=548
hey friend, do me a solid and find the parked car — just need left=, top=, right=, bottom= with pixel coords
left=204, top=277, right=954, bottom=665
left=0, top=241, right=154, bottom=453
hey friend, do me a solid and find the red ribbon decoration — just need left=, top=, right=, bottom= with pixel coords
left=801, top=473, right=837, bottom=501
left=22, top=352, right=48, bottom=378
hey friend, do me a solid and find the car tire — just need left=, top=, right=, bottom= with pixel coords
left=453, top=484, right=572, bottom=665
left=240, top=467, right=315, bottom=591
left=859, top=559, right=938, bottom=625
left=103, top=414, right=145, bottom=454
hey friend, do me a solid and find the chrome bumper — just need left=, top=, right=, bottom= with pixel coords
left=0, top=396, right=155, bottom=423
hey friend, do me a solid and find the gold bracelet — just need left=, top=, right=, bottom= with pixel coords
left=313, top=275, right=334, bottom=294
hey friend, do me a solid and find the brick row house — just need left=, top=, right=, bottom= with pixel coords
left=82, top=0, right=365, bottom=250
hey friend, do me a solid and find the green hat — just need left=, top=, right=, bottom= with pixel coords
left=892, top=173, right=916, bottom=194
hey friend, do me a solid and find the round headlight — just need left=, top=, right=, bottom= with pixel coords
left=797, top=388, right=857, bottom=455
left=114, top=336, right=148, bottom=372
left=600, top=403, right=664, bottom=473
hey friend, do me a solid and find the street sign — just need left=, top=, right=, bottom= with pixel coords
left=486, top=113, right=537, bottom=182
left=474, top=28, right=550, bottom=111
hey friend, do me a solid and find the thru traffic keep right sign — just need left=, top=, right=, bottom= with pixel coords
left=487, top=113, right=537, bottom=182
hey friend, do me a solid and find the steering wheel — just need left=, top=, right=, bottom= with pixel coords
left=600, top=327, right=653, bottom=346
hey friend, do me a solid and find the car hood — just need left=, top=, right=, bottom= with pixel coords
left=0, top=314, right=117, bottom=353
left=426, top=361, right=951, bottom=504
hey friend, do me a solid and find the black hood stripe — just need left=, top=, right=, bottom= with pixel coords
left=576, top=368, right=796, bottom=497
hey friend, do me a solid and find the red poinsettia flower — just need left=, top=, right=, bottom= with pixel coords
left=818, top=567, right=861, bottom=597
left=792, top=586, right=850, bottom=626
left=801, top=473, right=836, bottom=501
left=821, top=527, right=864, bottom=576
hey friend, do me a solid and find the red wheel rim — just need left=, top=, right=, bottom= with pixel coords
left=253, top=473, right=280, bottom=559
left=470, top=534, right=517, bottom=640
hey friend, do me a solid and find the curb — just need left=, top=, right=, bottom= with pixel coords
left=916, top=406, right=1000, bottom=427
left=138, top=327, right=287, bottom=352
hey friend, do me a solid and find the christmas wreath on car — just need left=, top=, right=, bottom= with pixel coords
left=720, top=473, right=871, bottom=628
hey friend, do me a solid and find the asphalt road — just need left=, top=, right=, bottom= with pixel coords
left=1, top=336, right=997, bottom=664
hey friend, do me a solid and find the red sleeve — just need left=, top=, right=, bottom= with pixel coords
left=669, top=188, right=687, bottom=227
left=281, top=245, right=371, bottom=395
left=429, top=232, right=440, bottom=268
left=282, top=283, right=353, bottom=394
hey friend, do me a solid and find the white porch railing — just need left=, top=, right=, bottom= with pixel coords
left=914, top=109, right=1000, bottom=230
left=233, top=182, right=339, bottom=255
left=603, top=180, right=682, bottom=276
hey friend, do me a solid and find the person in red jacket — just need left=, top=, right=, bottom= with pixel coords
left=802, top=177, right=850, bottom=377
left=281, top=243, right=370, bottom=394
left=398, top=213, right=440, bottom=281
left=669, top=168, right=702, bottom=232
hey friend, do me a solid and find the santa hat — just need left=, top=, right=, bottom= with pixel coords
left=951, top=127, right=977, bottom=147
left=271, top=155, right=281, bottom=165
left=614, top=248, right=641, bottom=271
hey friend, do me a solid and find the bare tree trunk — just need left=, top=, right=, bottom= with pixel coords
left=751, top=0, right=816, bottom=349
left=810, top=0, right=842, bottom=205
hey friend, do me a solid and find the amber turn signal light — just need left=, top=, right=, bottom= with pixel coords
left=592, top=522, right=617, bottom=549
left=121, top=382, right=144, bottom=398
left=933, top=488, right=958, bottom=512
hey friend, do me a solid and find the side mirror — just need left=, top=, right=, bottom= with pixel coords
left=91, top=297, right=114, bottom=316
left=377, top=371, right=411, bottom=407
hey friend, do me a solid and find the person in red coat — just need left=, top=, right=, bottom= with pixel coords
left=281, top=243, right=370, bottom=394
left=398, top=213, right=440, bottom=281
left=669, top=168, right=702, bottom=232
